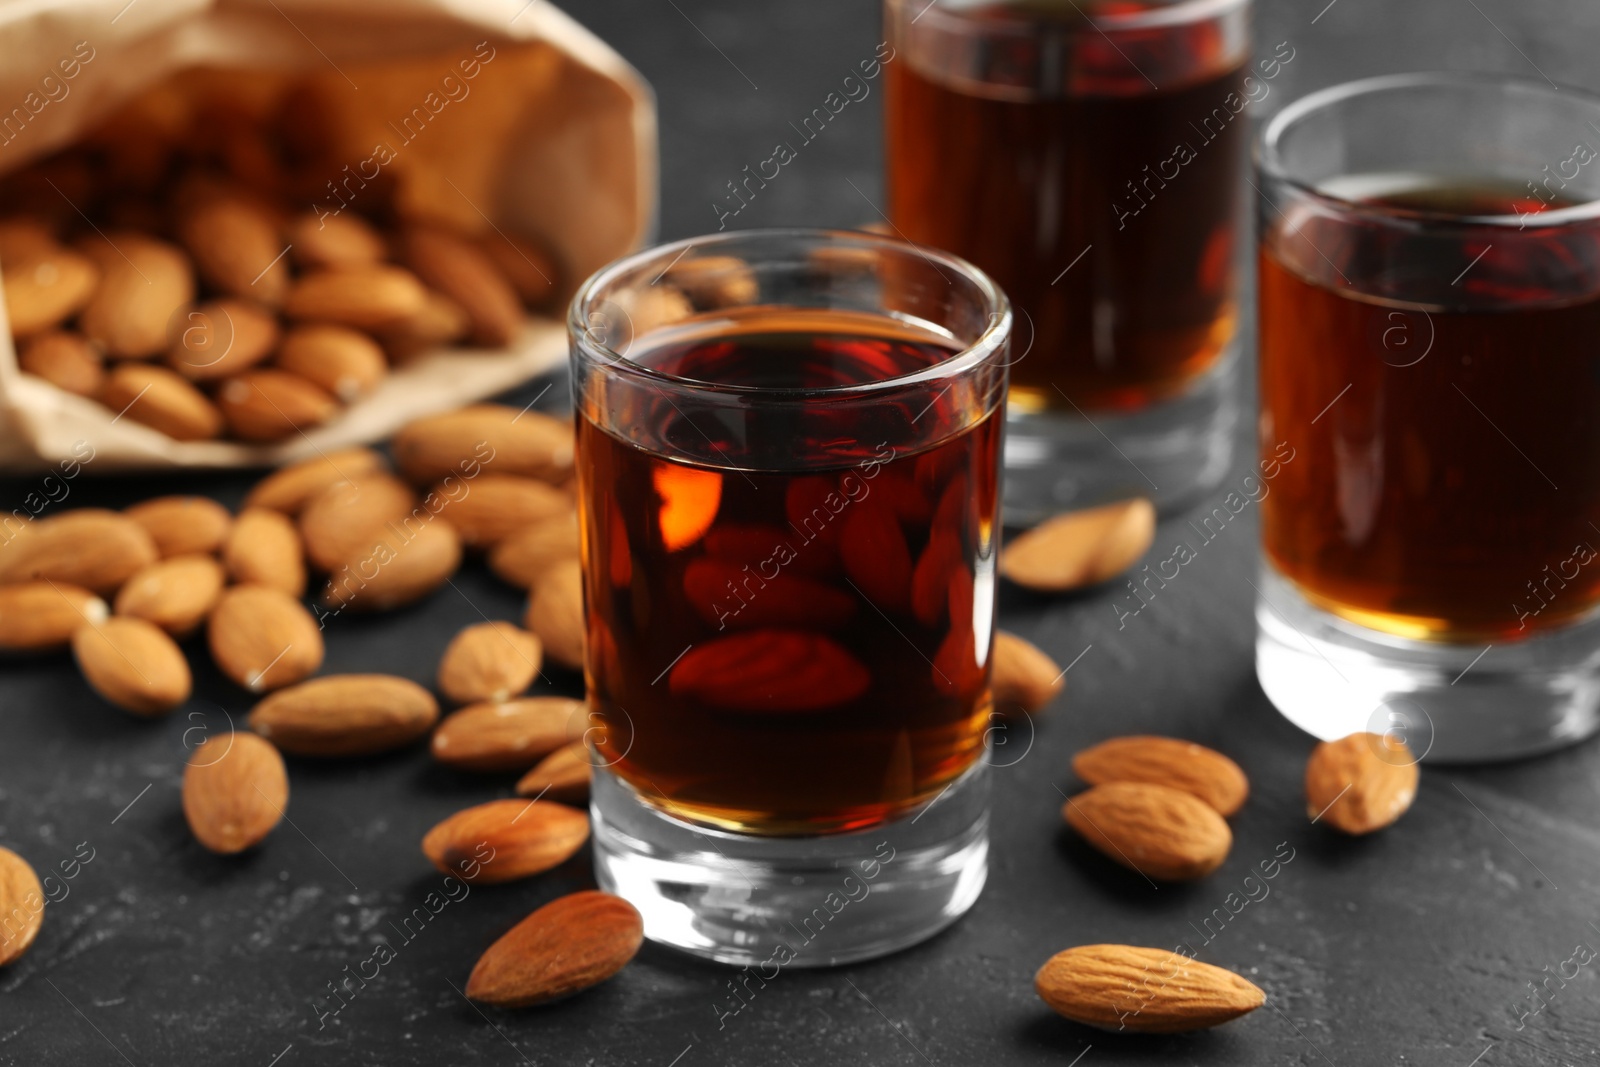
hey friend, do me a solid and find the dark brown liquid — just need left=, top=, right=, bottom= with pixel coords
left=886, top=3, right=1246, bottom=410
left=579, top=314, right=999, bottom=833
left=1260, top=178, right=1600, bottom=639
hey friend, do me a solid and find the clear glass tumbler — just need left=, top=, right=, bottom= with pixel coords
left=1255, top=73, right=1600, bottom=761
left=885, top=0, right=1254, bottom=522
left=570, top=229, right=1009, bottom=965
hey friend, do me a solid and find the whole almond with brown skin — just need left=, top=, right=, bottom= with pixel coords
left=526, top=559, right=584, bottom=670
left=287, top=212, right=386, bottom=270
left=320, top=518, right=461, bottom=613
left=0, top=581, right=107, bottom=651
left=250, top=674, right=439, bottom=756
left=1036, top=944, right=1264, bottom=1033
left=274, top=325, right=387, bottom=402
left=466, top=891, right=642, bottom=1008
left=488, top=512, right=580, bottom=589
left=19, top=330, right=103, bottom=395
left=1075, top=736, right=1249, bottom=817
left=991, top=630, right=1064, bottom=714
left=208, top=585, right=324, bottom=692
left=78, top=233, right=194, bottom=359
left=284, top=265, right=428, bottom=331
left=431, top=697, right=587, bottom=773
left=477, top=232, right=559, bottom=310
left=516, top=741, right=592, bottom=803
left=432, top=474, right=571, bottom=549
left=166, top=298, right=280, bottom=381
left=1063, top=781, right=1231, bottom=882
left=378, top=290, right=470, bottom=361
left=0, top=509, right=158, bottom=594
left=392, top=405, right=574, bottom=485
left=223, top=507, right=306, bottom=597
left=4, top=248, right=99, bottom=337
left=1305, top=732, right=1418, bottom=835
left=217, top=369, right=338, bottom=442
left=299, top=473, right=418, bottom=572
left=72, top=616, right=191, bottom=715
left=422, top=798, right=589, bottom=883
left=245, top=447, right=387, bottom=515
left=177, top=195, right=289, bottom=306
left=125, top=496, right=232, bottom=558
left=114, top=555, right=225, bottom=637
left=437, top=621, right=542, bottom=705
left=0, top=847, right=44, bottom=966
left=399, top=226, right=523, bottom=347
left=1001, top=499, right=1155, bottom=592
left=182, top=732, right=288, bottom=854
left=101, top=364, right=225, bottom=441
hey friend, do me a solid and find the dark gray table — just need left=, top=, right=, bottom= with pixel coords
left=4, top=1, right=1599, bottom=1064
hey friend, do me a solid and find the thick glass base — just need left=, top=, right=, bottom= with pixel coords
left=1255, top=565, right=1600, bottom=763
left=1001, top=346, right=1238, bottom=525
left=590, top=760, right=989, bottom=968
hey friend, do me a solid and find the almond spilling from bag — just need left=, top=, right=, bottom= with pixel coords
left=516, top=741, right=593, bottom=803
left=422, top=798, right=589, bottom=883
left=100, top=364, right=225, bottom=441
left=525, top=559, right=584, bottom=670
left=1062, top=781, right=1231, bottom=882
left=431, top=696, right=587, bottom=773
left=488, top=512, right=580, bottom=589
left=114, top=555, right=226, bottom=637
left=466, top=891, right=642, bottom=1008
left=284, top=265, right=428, bottom=331
left=320, top=518, right=461, bottom=613
left=125, top=496, right=233, bottom=558
left=1035, top=944, right=1264, bottom=1033
left=4, top=248, right=99, bottom=337
left=216, top=369, right=337, bottom=442
left=167, top=298, right=280, bottom=381
left=392, top=404, right=574, bottom=485
left=287, top=211, right=386, bottom=271
left=245, top=447, right=388, bottom=515
left=0, top=509, right=158, bottom=595
left=274, top=324, right=387, bottom=402
left=77, top=232, right=194, bottom=359
left=398, top=225, right=523, bottom=347
left=223, top=508, right=306, bottom=597
left=437, top=621, right=542, bottom=706
left=991, top=630, right=1064, bottom=714
left=298, top=473, right=419, bottom=572
left=176, top=193, right=289, bottom=306
left=0, top=847, right=44, bottom=967
left=72, top=616, right=191, bottom=715
left=19, top=329, right=103, bottom=396
left=1305, top=732, right=1418, bottom=835
left=431, top=474, right=571, bottom=549
left=1074, top=736, right=1249, bottom=817
left=250, top=674, right=439, bottom=756
left=1001, top=498, right=1155, bottom=592
left=0, top=581, right=106, bottom=651
left=208, top=585, right=324, bottom=692
left=182, top=732, right=288, bottom=854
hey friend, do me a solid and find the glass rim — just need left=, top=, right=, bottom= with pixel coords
left=1256, top=70, right=1600, bottom=230
left=897, top=0, right=1249, bottom=33
left=567, top=227, right=1013, bottom=401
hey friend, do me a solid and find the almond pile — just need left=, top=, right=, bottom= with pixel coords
left=0, top=92, right=562, bottom=443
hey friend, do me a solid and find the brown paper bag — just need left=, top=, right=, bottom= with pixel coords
left=0, top=0, right=655, bottom=472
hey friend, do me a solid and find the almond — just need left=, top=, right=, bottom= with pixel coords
left=250, top=674, right=439, bottom=756
left=488, top=512, right=580, bottom=588
left=1075, top=736, right=1250, bottom=817
left=216, top=369, right=338, bottom=442
left=208, top=585, right=324, bottom=692
left=284, top=265, right=428, bottom=331
left=437, top=621, right=542, bottom=706
left=378, top=289, right=469, bottom=360
left=666, top=254, right=759, bottom=309
left=298, top=473, right=418, bottom=572
left=245, top=447, right=388, bottom=515
left=177, top=194, right=289, bottom=306
left=319, top=517, right=461, bottom=613
left=182, top=732, right=288, bottom=854
left=421, top=798, right=589, bottom=883
left=991, top=630, right=1064, bottom=714
left=477, top=232, right=560, bottom=310
left=525, top=559, right=584, bottom=670
left=466, top=891, right=641, bottom=1008
left=432, top=474, right=571, bottom=549
left=1062, top=781, right=1230, bottom=882
left=166, top=298, right=280, bottom=381
left=3, top=248, right=99, bottom=338
left=274, top=325, right=387, bottom=402
left=431, top=697, right=586, bottom=773
left=0, top=581, right=107, bottom=650
left=287, top=211, right=387, bottom=270
left=114, top=555, right=225, bottom=637
left=392, top=405, right=574, bottom=485
left=1305, top=732, right=1418, bottom=835
left=398, top=225, right=523, bottom=347
left=223, top=507, right=306, bottom=597
left=77, top=233, right=194, bottom=359
left=1035, top=944, right=1264, bottom=1033
left=515, top=741, right=592, bottom=803
left=19, top=330, right=104, bottom=395
left=1001, top=499, right=1155, bottom=591
left=125, top=496, right=232, bottom=558
left=100, top=364, right=224, bottom=441
left=0, top=847, right=44, bottom=966
left=72, top=615, right=191, bottom=715
left=0, top=509, right=158, bottom=594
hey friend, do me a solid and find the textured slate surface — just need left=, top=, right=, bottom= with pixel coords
left=3, top=1, right=1600, bottom=1064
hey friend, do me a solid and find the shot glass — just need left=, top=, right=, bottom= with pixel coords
left=1255, top=73, right=1600, bottom=761
left=885, top=0, right=1256, bottom=522
left=570, top=229, right=1009, bottom=965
